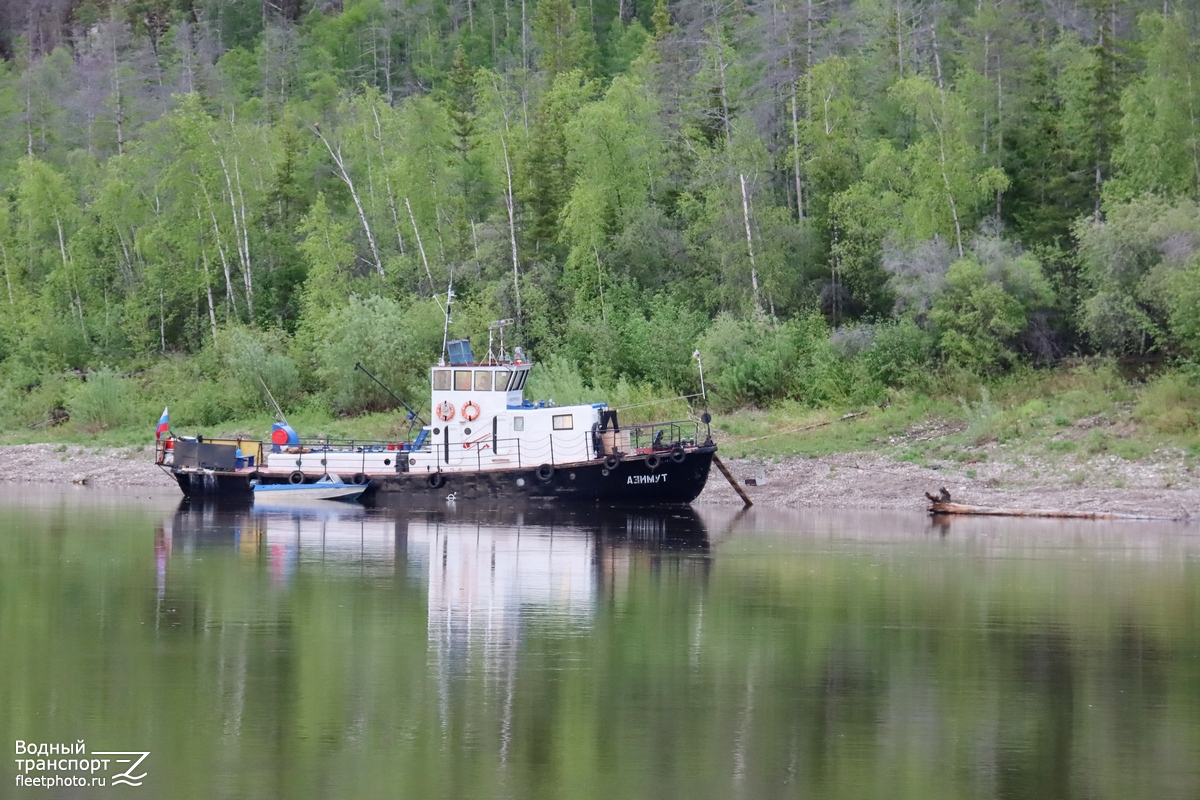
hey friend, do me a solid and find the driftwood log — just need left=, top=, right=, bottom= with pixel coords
left=925, top=488, right=1189, bottom=522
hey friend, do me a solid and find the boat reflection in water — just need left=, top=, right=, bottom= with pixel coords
left=162, top=499, right=710, bottom=635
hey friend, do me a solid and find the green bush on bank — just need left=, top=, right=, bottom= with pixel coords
left=66, top=368, right=144, bottom=431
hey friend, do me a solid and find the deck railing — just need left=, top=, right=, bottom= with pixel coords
left=160, top=419, right=704, bottom=472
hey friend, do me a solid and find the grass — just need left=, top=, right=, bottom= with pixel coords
left=714, top=364, right=1200, bottom=477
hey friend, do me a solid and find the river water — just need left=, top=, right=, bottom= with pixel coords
left=2, top=488, right=1198, bottom=799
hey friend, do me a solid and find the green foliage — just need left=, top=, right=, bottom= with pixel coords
left=930, top=241, right=1054, bottom=371
left=220, top=325, right=302, bottom=413
left=532, top=0, right=597, bottom=77
left=67, top=368, right=142, bottom=432
left=698, top=312, right=864, bottom=408
left=861, top=319, right=935, bottom=389
left=524, top=353, right=591, bottom=405
left=1108, top=13, right=1200, bottom=202
left=1, top=0, right=1198, bottom=435
left=312, top=296, right=444, bottom=414
left=1076, top=196, right=1200, bottom=353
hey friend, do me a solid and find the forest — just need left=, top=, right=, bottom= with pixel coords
left=0, top=0, right=1198, bottom=434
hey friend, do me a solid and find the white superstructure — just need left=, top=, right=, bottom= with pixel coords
left=405, top=358, right=605, bottom=474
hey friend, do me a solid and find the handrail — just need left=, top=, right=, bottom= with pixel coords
left=163, top=419, right=705, bottom=471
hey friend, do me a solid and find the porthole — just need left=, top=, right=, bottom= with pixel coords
left=433, top=427, right=441, bottom=435
left=516, top=478, right=526, bottom=487
left=384, top=458, right=391, bottom=466
left=464, top=427, right=472, bottom=436
left=569, top=472, right=576, bottom=480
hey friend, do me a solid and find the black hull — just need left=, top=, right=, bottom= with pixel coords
left=174, top=469, right=254, bottom=500
left=174, top=446, right=715, bottom=506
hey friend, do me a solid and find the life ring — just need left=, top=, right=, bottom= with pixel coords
left=289, top=471, right=305, bottom=485
left=428, top=472, right=445, bottom=489
left=536, top=463, right=555, bottom=482
left=461, top=400, right=481, bottom=421
left=645, top=454, right=661, bottom=470
left=351, top=472, right=368, bottom=485
left=670, top=446, right=687, bottom=463
left=603, top=454, right=621, bottom=471
left=435, top=400, right=456, bottom=421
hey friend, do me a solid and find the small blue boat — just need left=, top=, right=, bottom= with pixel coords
left=253, top=473, right=366, bottom=505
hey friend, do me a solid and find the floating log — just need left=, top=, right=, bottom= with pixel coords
left=925, top=488, right=1188, bottom=521
left=712, top=455, right=753, bottom=508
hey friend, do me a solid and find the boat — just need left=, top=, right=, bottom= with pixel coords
left=158, top=335, right=716, bottom=505
left=252, top=473, right=366, bottom=505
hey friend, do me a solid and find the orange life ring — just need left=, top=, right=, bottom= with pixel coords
left=435, top=400, right=456, bottom=421
left=461, top=400, right=481, bottom=422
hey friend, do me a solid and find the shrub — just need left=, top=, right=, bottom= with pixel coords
left=697, top=312, right=857, bottom=408
left=861, top=318, right=934, bottom=388
left=1135, top=374, right=1200, bottom=434
left=0, top=362, right=73, bottom=429
left=930, top=247, right=1053, bottom=373
left=312, top=295, right=444, bottom=414
left=67, top=368, right=141, bottom=431
left=221, top=325, right=302, bottom=412
left=526, top=354, right=591, bottom=406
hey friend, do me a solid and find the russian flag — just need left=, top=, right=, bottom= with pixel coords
left=156, top=407, right=170, bottom=441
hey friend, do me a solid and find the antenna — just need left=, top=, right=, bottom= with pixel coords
left=487, top=318, right=516, bottom=364
left=258, top=376, right=288, bottom=425
left=439, top=275, right=455, bottom=366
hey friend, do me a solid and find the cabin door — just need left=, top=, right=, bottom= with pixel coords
left=492, top=415, right=508, bottom=456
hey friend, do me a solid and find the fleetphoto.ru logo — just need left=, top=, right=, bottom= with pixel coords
left=14, top=740, right=149, bottom=788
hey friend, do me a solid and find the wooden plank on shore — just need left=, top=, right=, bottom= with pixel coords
left=713, top=455, right=753, bottom=508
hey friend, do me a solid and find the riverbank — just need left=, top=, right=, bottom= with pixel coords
left=4, top=440, right=1197, bottom=516
left=0, top=444, right=176, bottom=488
left=698, top=451, right=1200, bottom=515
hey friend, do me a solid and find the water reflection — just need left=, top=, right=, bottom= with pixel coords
left=4, top=491, right=1200, bottom=800
left=161, top=500, right=710, bottom=648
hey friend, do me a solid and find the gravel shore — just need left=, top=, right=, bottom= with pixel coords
left=3, top=443, right=1197, bottom=516
left=0, top=444, right=176, bottom=489
left=699, top=450, right=1200, bottom=516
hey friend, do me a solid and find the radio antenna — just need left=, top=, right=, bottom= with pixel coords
left=439, top=272, right=455, bottom=366
left=487, top=318, right=515, bottom=364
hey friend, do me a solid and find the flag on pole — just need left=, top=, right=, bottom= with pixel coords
left=156, top=407, right=170, bottom=441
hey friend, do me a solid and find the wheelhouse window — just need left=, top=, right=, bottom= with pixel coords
left=512, top=370, right=528, bottom=390
left=474, top=370, right=493, bottom=391
left=552, top=414, right=573, bottom=430
left=513, top=416, right=524, bottom=431
left=454, top=370, right=472, bottom=391
left=495, top=370, right=511, bottom=391
left=433, top=370, right=451, bottom=391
